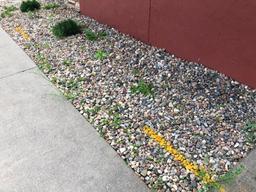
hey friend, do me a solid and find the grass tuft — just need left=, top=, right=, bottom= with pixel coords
left=84, top=29, right=108, bottom=41
left=84, top=29, right=97, bottom=41
left=243, top=121, right=256, bottom=144
left=199, top=165, right=245, bottom=192
left=130, top=80, right=154, bottom=96
left=94, top=50, right=107, bottom=60
left=43, top=2, right=59, bottom=10
left=1, top=5, right=17, bottom=18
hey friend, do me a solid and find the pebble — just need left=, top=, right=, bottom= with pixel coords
left=119, top=148, right=126, bottom=153
left=162, top=176, right=169, bottom=182
left=141, top=169, right=147, bottom=177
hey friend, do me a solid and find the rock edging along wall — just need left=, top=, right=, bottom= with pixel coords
left=80, top=0, right=256, bottom=88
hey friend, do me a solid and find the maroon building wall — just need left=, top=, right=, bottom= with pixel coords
left=80, top=0, right=150, bottom=42
left=80, top=0, right=256, bottom=88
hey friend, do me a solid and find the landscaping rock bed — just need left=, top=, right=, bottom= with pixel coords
left=1, top=1, right=255, bottom=191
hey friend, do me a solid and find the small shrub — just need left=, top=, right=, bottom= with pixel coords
left=130, top=80, right=154, bottom=96
left=52, top=19, right=82, bottom=38
left=43, top=3, right=59, bottom=10
left=243, top=121, right=256, bottom=144
left=1, top=5, right=17, bottom=18
left=20, top=0, right=40, bottom=13
left=94, top=50, right=107, bottom=60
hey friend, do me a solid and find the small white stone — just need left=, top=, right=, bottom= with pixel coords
left=119, top=148, right=126, bottom=153
left=172, top=184, right=178, bottom=190
left=162, top=176, right=169, bottom=182
left=158, top=170, right=163, bottom=174
left=168, top=102, right=174, bottom=108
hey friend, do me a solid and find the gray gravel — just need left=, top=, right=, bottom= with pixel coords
left=1, top=1, right=255, bottom=191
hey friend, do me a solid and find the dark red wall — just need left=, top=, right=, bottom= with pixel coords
left=80, top=0, right=150, bottom=42
left=80, top=0, right=256, bottom=88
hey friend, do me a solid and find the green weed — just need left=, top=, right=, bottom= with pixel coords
left=132, top=68, right=140, bottom=76
left=64, top=77, right=85, bottom=90
left=199, top=165, right=245, bottom=192
left=84, top=29, right=97, bottom=41
left=66, top=79, right=79, bottom=89
left=0, top=5, right=17, bottom=18
left=97, top=30, right=107, bottom=38
left=84, top=29, right=107, bottom=41
left=43, top=2, right=59, bottom=10
left=42, top=42, right=50, bottom=49
left=63, top=59, right=72, bottom=66
left=36, top=53, right=52, bottom=73
left=38, top=62, right=52, bottom=74
left=50, top=76, right=57, bottom=84
left=94, top=50, right=107, bottom=60
left=47, top=13, right=55, bottom=21
left=243, top=121, right=256, bottom=144
left=130, top=80, right=154, bottom=96
left=112, top=113, right=121, bottom=128
left=107, top=104, right=122, bottom=129
left=27, top=10, right=38, bottom=19
left=152, top=177, right=164, bottom=191
left=64, top=91, right=77, bottom=101
left=100, top=118, right=111, bottom=126
left=80, top=45, right=86, bottom=51
left=217, top=164, right=245, bottom=184
left=85, top=106, right=101, bottom=118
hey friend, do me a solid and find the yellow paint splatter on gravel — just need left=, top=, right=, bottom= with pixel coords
left=143, top=125, right=225, bottom=191
left=15, top=26, right=30, bottom=41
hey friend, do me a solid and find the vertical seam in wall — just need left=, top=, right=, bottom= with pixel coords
left=147, top=0, right=152, bottom=42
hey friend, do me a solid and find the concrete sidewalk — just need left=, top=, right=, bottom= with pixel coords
left=0, top=28, right=148, bottom=192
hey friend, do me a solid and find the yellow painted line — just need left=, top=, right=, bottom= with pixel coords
left=143, top=125, right=225, bottom=191
left=15, top=26, right=31, bottom=41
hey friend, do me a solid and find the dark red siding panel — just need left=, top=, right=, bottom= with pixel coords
left=80, top=0, right=150, bottom=42
left=150, top=0, right=256, bottom=88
